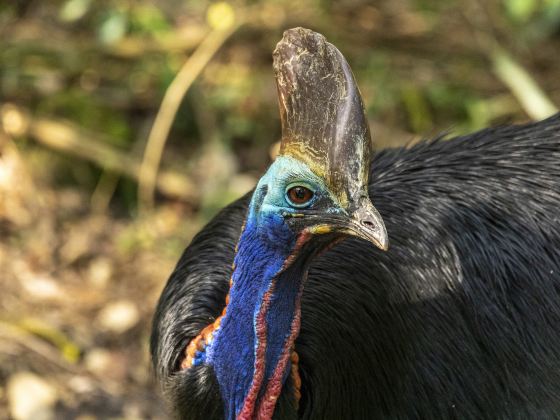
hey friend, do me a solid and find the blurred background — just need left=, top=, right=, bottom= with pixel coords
left=0, top=0, right=559, bottom=418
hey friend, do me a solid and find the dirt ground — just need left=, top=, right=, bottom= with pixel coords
left=0, top=138, right=192, bottom=419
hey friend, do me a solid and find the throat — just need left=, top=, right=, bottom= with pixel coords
left=196, top=219, right=308, bottom=419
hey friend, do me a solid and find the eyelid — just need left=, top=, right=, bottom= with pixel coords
left=285, top=181, right=316, bottom=193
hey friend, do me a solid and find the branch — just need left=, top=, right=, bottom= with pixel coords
left=138, top=7, right=244, bottom=213
left=0, top=320, right=78, bottom=372
left=461, top=1, right=558, bottom=121
left=0, top=104, right=197, bottom=202
left=491, top=48, right=558, bottom=120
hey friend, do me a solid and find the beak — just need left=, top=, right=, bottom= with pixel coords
left=342, top=200, right=388, bottom=251
left=307, top=199, right=388, bottom=251
left=333, top=198, right=389, bottom=251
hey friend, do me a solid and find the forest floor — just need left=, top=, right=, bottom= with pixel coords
left=0, top=138, right=193, bottom=419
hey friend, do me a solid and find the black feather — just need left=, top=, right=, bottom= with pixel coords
left=151, top=114, right=560, bottom=419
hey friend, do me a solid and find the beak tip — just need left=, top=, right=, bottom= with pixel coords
left=354, top=209, right=388, bottom=252
left=380, top=239, right=389, bottom=252
left=375, top=229, right=389, bottom=251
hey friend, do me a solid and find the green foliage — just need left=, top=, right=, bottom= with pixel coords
left=130, top=5, right=171, bottom=36
left=37, top=89, right=131, bottom=147
left=504, top=0, right=560, bottom=41
left=98, top=9, right=129, bottom=44
left=59, top=0, right=92, bottom=22
left=2, top=0, right=558, bottom=214
left=401, top=85, right=433, bottom=134
left=504, top=0, right=538, bottom=23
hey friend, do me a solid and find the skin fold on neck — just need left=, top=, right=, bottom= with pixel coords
left=205, top=213, right=308, bottom=419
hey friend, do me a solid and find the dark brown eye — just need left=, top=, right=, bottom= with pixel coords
left=286, top=185, right=314, bottom=207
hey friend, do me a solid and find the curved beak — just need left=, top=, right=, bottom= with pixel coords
left=343, top=200, right=388, bottom=251
left=306, top=198, right=388, bottom=251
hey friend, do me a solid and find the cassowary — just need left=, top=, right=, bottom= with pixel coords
left=151, top=28, right=560, bottom=419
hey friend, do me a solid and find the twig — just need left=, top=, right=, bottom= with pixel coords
left=462, top=1, right=558, bottom=121
left=138, top=15, right=243, bottom=213
left=491, top=48, right=558, bottom=120
left=0, top=320, right=78, bottom=373
left=91, top=170, right=120, bottom=213
left=0, top=320, right=129, bottom=396
left=0, top=104, right=198, bottom=202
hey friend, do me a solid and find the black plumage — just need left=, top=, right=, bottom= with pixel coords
left=151, top=115, right=560, bottom=419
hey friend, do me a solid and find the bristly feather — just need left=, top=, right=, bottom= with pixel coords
left=151, top=114, right=560, bottom=419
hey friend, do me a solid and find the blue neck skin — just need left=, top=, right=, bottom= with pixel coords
left=207, top=214, right=300, bottom=418
left=201, top=157, right=326, bottom=419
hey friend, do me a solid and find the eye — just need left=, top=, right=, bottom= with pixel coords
left=286, top=184, right=314, bottom=208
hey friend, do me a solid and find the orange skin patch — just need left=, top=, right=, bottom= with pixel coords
left=180, top=293, right=229, bottom=370
left=179, top=265, right=304, bottom=410
left=291, top=349, right=302, bottom=407
left=180, top=223, right=244, bottom=371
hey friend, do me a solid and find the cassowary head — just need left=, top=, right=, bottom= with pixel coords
left=168, top=28, right=388, bottom=420
left=251, top=28, right=388, bottom=252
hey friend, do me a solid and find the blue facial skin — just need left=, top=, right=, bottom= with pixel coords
left=203, top=156, right=344, bottom=419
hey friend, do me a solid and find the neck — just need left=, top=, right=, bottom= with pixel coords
left=206, top=215, right=310, bottom=419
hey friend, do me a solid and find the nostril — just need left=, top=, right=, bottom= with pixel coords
left=361, top=220, right=374, bottom=227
